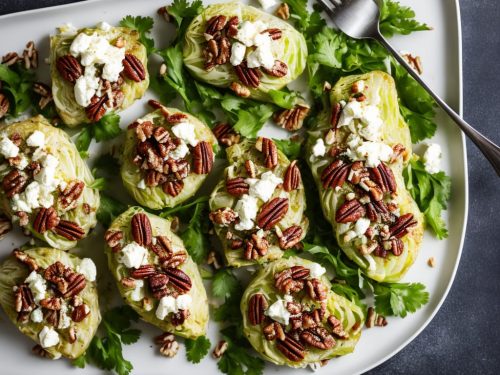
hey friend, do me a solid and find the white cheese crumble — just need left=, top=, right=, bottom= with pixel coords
left=120, top=242, right=149, bottom=269
left=26, top=131, right=45, bottom=148
left=130, top=280, right=145, bottom=302
left=246, top=33, right=275, bottom=70
left=234, top=194, right=259, bottom=231
left=309, top=263, right=326, bottom=278
left=312, top=138, right=326, bottom=157
left=31, top=308, right=43, bottom=323
left=344, top=135, right=393, bottom=168
left=39, top=326, right=59, bottom=348
left=258, top=0, right=278, bottom=10
left=235, top=21, right=267, bottom=47
left=354, top=218, right=371, bottom=237
left=233, top=21, right=276, bottom=70
left=245, top=171, right=283, bottom=202
left=168, top=141, right=190, bottom=160
left=25, top=270, right=47, bottom=304
left=15, top=155, right=29, bottom=170
left=137, top=179, right=146, bottom=190
left=266, top=298, right=291, bottom=325
left=176, top=294, right=192, bottom=310
left=74, top=64, right=100, bottom=107
left=423, top=143, right=442, bottom=174
left=155, top=294, right=192, bottom=320
left=97, top=21, right=112, bottom=31
left=230, top=42, right=246, bottom=66
left=171, top=122, right=198, bottom=146
left=0, top=136, right=19, bottom=158
left=77, top=258, right=97, bottom=281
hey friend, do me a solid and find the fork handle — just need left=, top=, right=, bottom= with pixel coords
left=376, top=34, right=500, bottom=176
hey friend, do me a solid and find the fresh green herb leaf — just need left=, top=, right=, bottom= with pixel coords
left=273, top=138, right=302, bottom=160
left=97, top=194, right=127, bottom=227
left=374, top=282, right=429, bottom=318
left=159, top=196, right=209, bottom=218
left=268, top=89, right=301, bottom=109
left=404, top=157, right=451, bottom=238
left=75, top=127, right=93, bottom=156
left=380, top=0, right=431, bottom=37
left=212, top=269, right=240, bottom=299
left=75, top=113, right=122, bottom=155
left=179, top=198, right=210, bottom=263
left=185, top=335, right=211, bottom=364
left=119, top=16, right=155, bottom=55
left=93, top=153, right=120, bottom=174
left=0, top=63, right=35, bottom=117
left=88, top=177, right=106, bottom=190
left=167, top=0, right=204, bottom=37
left=217, top=341, right=265, bottom=375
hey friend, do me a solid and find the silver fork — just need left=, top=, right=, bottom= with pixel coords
left=317, top=0, right=500, bottom=176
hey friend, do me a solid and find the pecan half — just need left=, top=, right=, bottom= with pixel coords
left=193, top=141, right=214, bottom=174
left=321, top=160, right=350, bottom=190
left=105, top=229, right=123, bottom=251
left=234, top=61, right=261, bottom=88
left=85, top=94, right=107, bottom=122
left=258, top=137, right=278, bottom=169
left=262, top=60, right=288, bottom=78
left=130, top=264, right=157, bottom=279
left=163, top=267, right=192, bottom=293
left=256, top=197, right=289, bottom=230
left=244, top=233, right=270, bottom=260
left=226, top=177, right=249, bottom=196
left=52, top=220, right=85, bottom=241
left=122, top=53, right=146, bottom=82
left=335, top=199, right=366, bottom=223
left=274, top=267, right=304, bottom=294
left=161, top=251, right=188, bottom=269
left=33, top=207, right=60, bottom=234
left=273, top=104, right=309, bottom=131
left=13, top=249, right=38, bottom=271
left=62, top=272, right=87, bottom=298
left=149, top=273, right=170, bottom=299
left=206, top=15, right=227, bottom=35
left=248, top=293, right=268, bottom=325
left=370, top=162, right=396, bottom=194
left=389, top=213, right=417, bottom=238
left=290, top=265, right=310, bottom=280
left=330, top=102, right=342, bottom=130
left=305, top=279, right=328, bottom=301
left=276, top=335, right=305, bottom=362
left=131, top=213, right=153, bottom=247
left=15, top=284, right=35, bottom=313
left=2, top=169, right=28, bottom=198
left=300, top=327, right=335, bottom=350
left=39, top=297, right=61, bottom=310
left=388, top=237, right=404, bottom=256
left=71, top=304, right=90, bottom=322
left=278, top=225, right=303, bottom=250
left=327, top=315, right=349, bottom=339
left=286, top=301, right=302, bottom=315
left=263, top=28, right=282, bottom=40
left=263, top=321, right=286, bottom=341
left=0, top=93, right=9, bottom=118
left=245, top=159, right=257, bottom=178
left=283, top=160, right=301, bottom=192
left=212, top=123, right=240, bottom=147
left=365, top=200, right=390, bottom=222
left=209, top=207, right=238, bottom=226
left=44, top=262, right=66, bottom=284
left=162, top=180, right=184, bottom=197
left=56, top=55, right=82, bottom=83
left=58, top=180, right=85, bottom=209
left=33, top=82, right=53, bottom=110
left=226, top=16, right=239, bottom=38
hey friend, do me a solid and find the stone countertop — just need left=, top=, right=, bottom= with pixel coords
left=1, top=0, right=499, bottom=374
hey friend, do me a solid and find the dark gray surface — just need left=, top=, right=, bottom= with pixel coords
left=1, top=0, right=499, bottom=374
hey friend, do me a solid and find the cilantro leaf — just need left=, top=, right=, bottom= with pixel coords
left=218, top=343, right=265, bottom=375
left=221, top=95, right=274, bottom=138
left=168, top=0, right=204, bottom=36
left=404, top=157, right=451, bottom=238
left=273, top=138, right=302, bottom=160
left=374, top=282, right=429, bottom=318
left=379, top=0, right=431, bottom=37
left=212, top=269, right=240, bottom=299
left=0, top=63, right=36, bottom=116
left=75, top=113, right=122, bottom=155
left=119, top=16, right=155, bottom=55
left=97, top=194, right=127, bottom=227
left=185, top=335, right=211, bottom=364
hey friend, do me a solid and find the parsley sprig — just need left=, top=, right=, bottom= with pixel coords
left=185, top=335, right=212, bottom=363
left=75, top=113, right=122, bottom=158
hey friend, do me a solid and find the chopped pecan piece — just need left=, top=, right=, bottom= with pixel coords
left=245, top=159, right=257, bottom=178
left=131, top=213, right=153, bottom=247
left=33, top=82, right=53, bottom=110
left=276, top=335, right=305, bottom=362
left=286, top=301, right=302, bottom=315
left=163, top=267, right=192, bottom=293
left=52, top=220, right=85, bottom=241
left=359, top=178, right=383, bottom=202
left=39, top=297, right=61, bottom=310
left=44, top=262, right=66, bottom=284
left=257, top=137, right=278, bottom=169
left=58, top=180, right=85, bottom=209
left=248, top=293, right=268, bottom=325
left=2, top=169, right=28, bottom=198
left=122, top=53, right=146, bottom=82
left=300, top=327, right=335, bottom=350
left=135, top=121, right=154, bottom=142
left=388, top=237, right=404, bottom=256
left=335, top=199, right=366, bottom=223
left=193, top=141, right=214, bottom=174
left=149, top=273, right=170, bottom=299
left=56, top=55, right=82, bottom=83
left=162, top=180, right=184, bottom=197
left=321, top=160, right=350, bottom=190
left=161, top=251, right=188, bottom=269
left=306, top=278, right=328, bottom=301
left=212, top=123, right=240, bottom=146
left=370, top=162, right=396, bottom=194
left=71, top=304, right=90, bottom=322
left=256, top=197, right=289, bottom=230
left=213, top=340, right=229, bottom=359
left=151, top=235, right=173, bottom=260
left=244, top=233, right=270, bottom=260
left=32, top=344, right=51, bottom=358
left=389, top=213, right=417, bottom=238
left=226, top=16, right=239, bottom=37
left=278, top=225, right=303, bottom=249
left=365, top=200, right=391, bottom=222
left=0, top=93, right=10, bottom=119
left=1, top=52, right=19, bottom=66
left=209, top=207, right=238, bottom=226
left=262, top=60, right=288, bottom=78
left=283, top=160, right=301, bottom=192
left=104, top=229, right=123, bottom=251
left=330, top=102, right=342, bottom=130
left=275, top=3, right=290, bottom=19
left=13, top=249, right=38, bottom=271
left=274, top=267, right=304, bottom=294
left=273, top=104, right=309, bottom=131
left=33, top=207, right=60, bottom=234
left=226, top=177, right=249, bottom=196
left=229, top=81, right=251, bottom=97
left=234, top=61, right=261, bottom=88
left=15, top=284, right=35, bottom=313
left=130, top=264, right=157, bottom=279
left=327, top=315, right=349, bottom=339
left=263, top=321, right=286, bottom=341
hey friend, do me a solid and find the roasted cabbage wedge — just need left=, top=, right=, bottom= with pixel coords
left=0, top=248, right=100, bottom=359
left=104, top=207, right=208, bottom=339
left=121, top=107, right=217, bottom=210
left=209, top=138, right=308, bottom=267
left=0, top=116, right=99, bottom=250
left=183, top=2, right=307, bottom=102
left=241, top=256, right=364, bottom=368
left=306, top=71, right=424, bottom=282
left=50, top=24, right=149, bottom=127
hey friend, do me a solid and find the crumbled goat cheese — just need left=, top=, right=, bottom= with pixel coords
left=168, top=141, right=190, bottom=160
left=344, top=135, right=393, bottom=168
left=423, top=143, right=442, bottom=174
left=137, top=179, right=146, bottom=190
left=309, top=263, right=326, bottom=278
left=176, top=294, right=192, bottom=310
left=155, top=295, right=177, bottom=320
left=74, top=64, right=100, bottom=107
left=258, top=0, right=278, bottom=10
left=77, top=258, right=97, bottom=281
left=171, top=122, right=198, bottom=146
left=230, top=42, right=246, bottom=66
left=25, top=271, right=47, bottom=303
left=245, top=171, right=283, bottom=202
left=120, top=242, right=149, bottom=269
left=266, top=298, right=291, bottom=325
left=26, top=131, right=46, bottom=148
left=234, top=21, right=276, bottom=70
left=131, top=280, right=145, bottom=302
left=312, top=138, right=326, bottom=157
left=339, top=101, right=383, bottom=142
left=39, top=326, right=60, bottom=348
left=15, top=155, right=29, bottom=170
left=235, top=21, right=267, bottom=47
left=31, top=308, right=43, bottom=323
left=234, top=194, right=259, bottom=231
left=246, top=33, right=275, bottom=70
left=354, top=218, right=371, bottom=237
left=0, top=136, right=19, bottom=158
